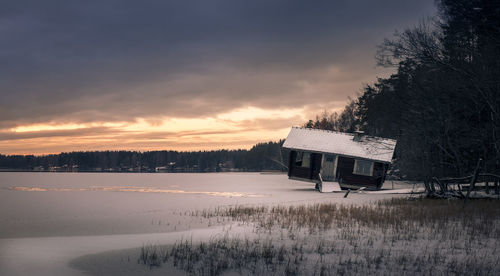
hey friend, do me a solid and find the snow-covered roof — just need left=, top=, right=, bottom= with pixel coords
left=282, top=127, right=397, bottom=163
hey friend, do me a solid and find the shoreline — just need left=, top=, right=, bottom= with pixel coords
left=68, top=197, right=500, bottom=275
left=0, top=226, right=232, bottom=276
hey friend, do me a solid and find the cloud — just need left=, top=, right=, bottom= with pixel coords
left=0, top=0, right=435, bottom=124
left=0, top=127, right=116, bottom=141
left=0, top=0, right=436, bottom=153
left=0, top=111, right=299, bottom=154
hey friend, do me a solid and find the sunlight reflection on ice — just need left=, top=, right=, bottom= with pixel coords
left=10, top=186, right=268, bottom=198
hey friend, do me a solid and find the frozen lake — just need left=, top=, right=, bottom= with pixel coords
left=0, top=172, right=411, bottom=238
left=0, top=172, right=415, bottom=275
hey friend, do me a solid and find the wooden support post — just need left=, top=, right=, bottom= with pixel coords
left=434, top=177, right=446, bottom=193
left=485, top=181, right=490, bottom=194
left=424, top=179, right=431, bottom=194
left=495, top=179, right=499, bottom=195
left=465, top=158, right=482, bottom=203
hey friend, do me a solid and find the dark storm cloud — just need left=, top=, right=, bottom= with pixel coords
left=0, top=0, right=436, bottom=127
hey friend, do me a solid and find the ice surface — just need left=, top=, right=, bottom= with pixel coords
left=0, top=172, right=412, bottom=238
left=0, top=172, right=418, bottom=275
left=0, top=227, right=229, bottom=276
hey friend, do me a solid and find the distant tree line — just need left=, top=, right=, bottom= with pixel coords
left=305, top=0, right=500, bottom=179
left=0, top=141, right=289, bottom=172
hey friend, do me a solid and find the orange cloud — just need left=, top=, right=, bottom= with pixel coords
left=0, top=106, right=307, bottom=155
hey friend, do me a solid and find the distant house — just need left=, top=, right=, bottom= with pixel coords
left=282, top=127, right=397, bottom=191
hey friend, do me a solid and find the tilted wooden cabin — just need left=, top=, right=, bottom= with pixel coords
left=282, top=127, right=397, bottom=190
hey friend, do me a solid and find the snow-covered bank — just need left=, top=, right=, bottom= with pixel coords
left=71, top=199, right=500, bottom=276
left=0, top=227, right=234, bottom=276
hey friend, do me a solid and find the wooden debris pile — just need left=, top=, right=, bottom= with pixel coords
left=426, top=174, right=500, bottom=199
left=425, top=159, right=500, bottom=199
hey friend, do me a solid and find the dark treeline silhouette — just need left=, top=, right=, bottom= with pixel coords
left=305, top=0, right=500, bottom=180
left=0, top=141, right=289, bottom=172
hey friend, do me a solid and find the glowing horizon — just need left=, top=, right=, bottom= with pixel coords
left=0, top=106, right=315, bottom=155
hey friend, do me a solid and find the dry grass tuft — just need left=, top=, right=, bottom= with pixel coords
left=140, top=198, right=500, bottom=275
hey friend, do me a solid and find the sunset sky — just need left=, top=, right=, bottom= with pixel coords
left=0, top=0, right=436, bottom=155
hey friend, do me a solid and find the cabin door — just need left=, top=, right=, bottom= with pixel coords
left=322, top=154, right=337, bottom=181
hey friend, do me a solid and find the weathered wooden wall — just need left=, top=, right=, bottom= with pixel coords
left=336, top=156, right=386, bottom=190
left=289, top=151, right=388, bottom=190
left=288, top=151, right=321, bottom=181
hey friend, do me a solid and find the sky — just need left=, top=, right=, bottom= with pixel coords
left=0, top=0, right=436, bottom=155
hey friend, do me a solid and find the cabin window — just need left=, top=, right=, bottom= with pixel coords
left=353, top=159, right=373, bottom=176
left=295, top=151, right=311, bottom=168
